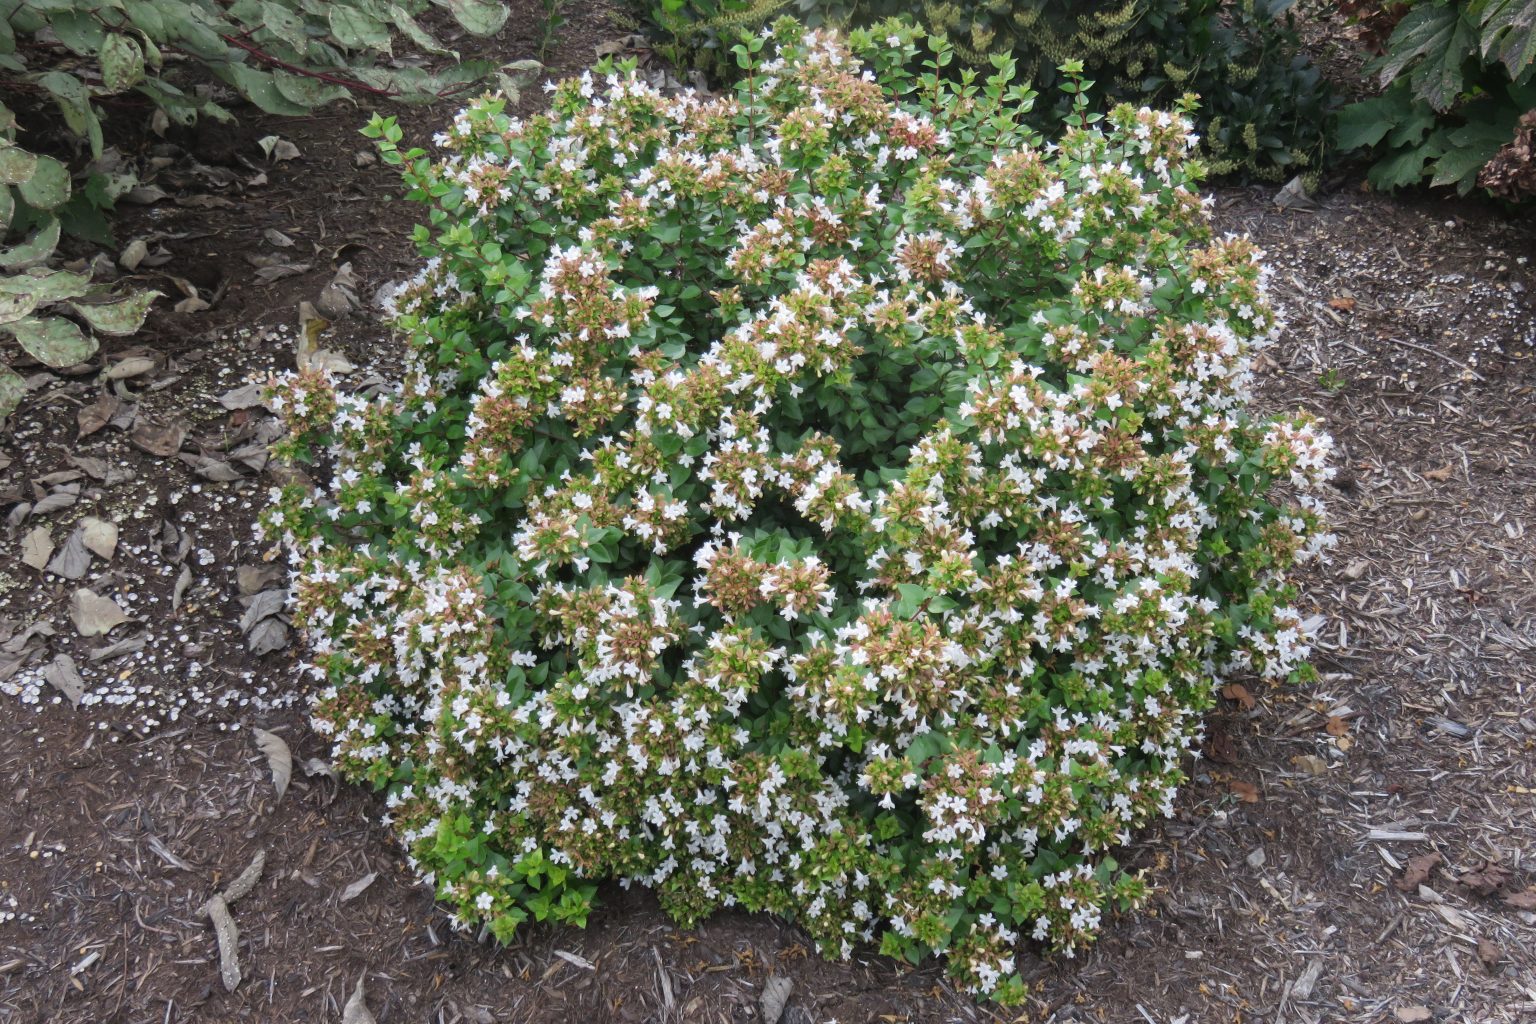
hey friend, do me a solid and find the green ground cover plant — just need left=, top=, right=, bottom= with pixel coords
left=267, top=20, right=1334, bottom=1001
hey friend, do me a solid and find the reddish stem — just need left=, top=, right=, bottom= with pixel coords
left=219, top=34, right=398, bottom=98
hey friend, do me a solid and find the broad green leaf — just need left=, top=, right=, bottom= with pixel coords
left=0, top=217, right=60, bottom=270
left=1334, top=96, right=1403, bottom=151
left=0, top=267, right=92, bottom=304
left=222, top=64, right=314, bottom=116
left=1409, top=14, right=1474, bottom=112
left=69, top=290, right=162, bottom=336
left=391, top=5, right=454, bottom=56
left=0, top=145, right=37, bottom=185
left=1430, top=120, right=1520, bottom=191
left=258, top=2, right=312, bottom=55
left=1482, top=0, right=1536, bottom=77
left=329, top=6, right=392, bottom=51
left=0, top=363, right=25, bottom=419
left=443, top=0, right=509, bottom=37
left=47, top=11, right=107, bottom=55
left=17, top=154, right=70, bottom=209
left=1374, top=5, right=1459, bottom=89
left=271, top=70, right=352, bottom=109
left=1367, top=143, right=1435, bottom=190
left=0, top=288, right=38, bottom=325
left=100, top=34, right=146, bottom=94
left=0, top=184, right=11, bottom=232
left=6, top=314, right=96, bottom=367
left=36, top=71, right=103, bottom=156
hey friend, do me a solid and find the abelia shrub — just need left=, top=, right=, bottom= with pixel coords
left=263, top=20, right=1333, bottom=1002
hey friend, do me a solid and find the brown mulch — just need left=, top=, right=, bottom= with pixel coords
left=3, top=6, right=1536, bottom=1023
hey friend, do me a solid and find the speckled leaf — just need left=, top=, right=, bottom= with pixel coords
left=0, top=217, right=60, bottom=271
left=328, top=6, right=391, bottom=51
left=0, top=267, right=93, bottom=304
left=245, top=616, right=290, bottom=656
left=0, top=289, right=37, bottom=325
left=99, top=33, right=145, bottom=94
left=252, top=728, right=292, bottom=799
left=17, top=154, right=69, bottom=210
left=0, top=146, right=37, bottom=185
left=444, top=0, right=508, bottom=36
left=69, top=290, right=161, bottom=336
left=0, top=364, right=22, bottom=419
left=9, top=314, right=96, bottom=368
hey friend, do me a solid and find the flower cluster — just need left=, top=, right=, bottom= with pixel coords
left=264, top=20, right=1331, bottom=1003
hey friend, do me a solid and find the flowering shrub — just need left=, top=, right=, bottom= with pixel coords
left=264, top=20, right=1333, bottom=1002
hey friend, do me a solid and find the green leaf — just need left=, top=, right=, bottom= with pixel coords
left=1482, top=0, right=1536, bottom=77
left=0, top=217, right=60, bottom=270
left=222, top=64, right=314, bottom=115
left=0, top=288, right=38, bottom=325
left=256, top=2, right=311, bottom=54
left=1408, top=13, right=1474, bottom=112
left=0, top=267, right=92, bottom=304
left=272, top=71, right=352, bottom=109
left=6, top=314, right=96, bottom=367
left=1367, top=143, right=1434, bottom=190
left=1374, top=5, right=1459, bottom=90
left=0, top=363, right=25, bottom=419
left=17, top=155, right=70, bottom=210
left=1334, top=96, right=1402, bottom=151
left=391, top=5, right=454, bottom=56
left=69, top=290, right=162, bottom=336
left=443, top=0, right=509, bottom=37
left=329, top=6, right=392, bottom=51
left=0, top=146, right=38, bottom=185
left=47, top=11, right=107, bottom=55
left=99, top=33, right=146, bottom=94
left=0, top=184, right=11, bottom=233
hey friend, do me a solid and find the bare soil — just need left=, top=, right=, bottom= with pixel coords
left=2, top=6, right=1535, bottom=1023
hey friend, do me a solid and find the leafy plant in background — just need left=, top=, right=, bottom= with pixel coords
left=1336, top=0, right=1536, bottom=195
left=0, top=0, right=520, bottom=421
left=266, top=20, right=1334, bottom=1002
left=0, top=107, right=157, bottom=418
left=622, top=0, right=1334, bottom=184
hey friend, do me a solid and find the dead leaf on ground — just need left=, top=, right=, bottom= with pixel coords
left=80, top=516, right=117, bottom=560
left=130, top=417, right=186, bottom=457
left=1423, top=464, right=1454, bottom=482
left=262, top=228, right=295, bottom=248
left=1229, top=780, right=1260, bottom=804
left=237, top=564, right=284, bottom=596
left=1290, top=753, right=1329, bottom=775
left=32, top=484, right=80, bottom=516
left=1459, top=861, right=1512, bottom=897
left=257, top=135, right=301, bottom=162
left=253, top=728, right=292, bottom=800
left=340, top=871, right=378, bottom=902
left=1221, top=683, right=1256, bottom=710
left=1501, top=888, right=1536, bottom=910
left=1396, top=852, right=1442, bottom=892
left=1394, top=1008, right=1431, bottom=1024
left=1327, top=296, right=1356, bottom=312
left=69, top=588, right=128, bottom=637
left=46, top=529, right=92, bottom=580
left=1325, top=715, right=1350, bottom=737
left=341, top=976, right=376, bottom=1024
left=19, top=526, right=52, bottom=571
left=1477, top=938, right=1503, bottom=971
left=1206, top=726, right=1239, bottom=764
left=43, top=653, right=86, bottom=707
left=218, top=381, right=268, bottom=411
left=172, top=564, right=192, bottom=611
left=104, top=356, right=156, bottom=381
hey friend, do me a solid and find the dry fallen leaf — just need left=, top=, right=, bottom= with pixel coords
left=43, top=653, right=86, bottom=707
left=1326, top=296, right=1356, bottom=312
left=130, top=417, right=187, bottom=457
left=1394, top=1007, right=1431, bottom=1023
left=1423, top=464, right=1454, bottom=482
left=1229, top=780, right=1260, bottom=803
left=1501, top=888, right=1536, bottom=910
left=77, top=392, right=122, bottom=438
left=206, top=894, right=241, bottom=992
left=104, top=356, right=156, bottom=381
left=19, top=526, right=52, bottom=571
left=342, top=976, right=377, bottom=1024
left=252, top=728, right=292, bottom=800
left=1325, top=715, right=1350, bottom=737
left=69, top=588, right=128, bottom=637
left=80, top=516, right=118, bottom=560
left=1290, top=753, right=1329, bottom=775
left=1221, top=683, right=1256, bottom=710
left=341, top=871, right=378, bottom=902
left=1477, top=937, right=1503, bottom=972
left=1460, top=861, right=1512, bottom=897
left=760, top=975, right=793, bottom=1024
left=1396, top=852, right=1442, bottom=892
